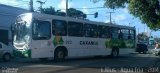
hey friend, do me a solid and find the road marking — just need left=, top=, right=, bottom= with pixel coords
left=24, top=65, right=73, bottom=68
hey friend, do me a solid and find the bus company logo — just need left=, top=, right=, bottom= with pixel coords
left=80, top=41, right=98, bottom=45
left=53, top=36, right=64, bottom=46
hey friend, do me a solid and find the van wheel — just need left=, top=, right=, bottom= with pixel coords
left=54, top=48, right=66, bottom=62
left=111, top=48, right=119, bottom=58
left=3, top=53, right=11, bottom=62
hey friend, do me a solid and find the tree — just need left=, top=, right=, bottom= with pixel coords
left=67, top=8, right=87, bottom=18
left=40, top=7, right=86, bottom=18
left=55, top=11, right=66, bottom=16
left=40, top=6, right=56, bottom=15
left=101, top=0, right=160, bottom=30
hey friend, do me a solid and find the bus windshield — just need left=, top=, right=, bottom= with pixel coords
left=13, top=15, right=31, bottom=49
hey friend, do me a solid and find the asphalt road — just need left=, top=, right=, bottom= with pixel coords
left=0, top=53, right=160, bottom=73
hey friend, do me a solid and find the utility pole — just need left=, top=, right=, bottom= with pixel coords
left=106, top=12, right=114, bottom=24
left=66, top=0, right=68, bottom=16
left=137, top=28, right=139, bottom=35
left=29, top=0, right=34, bottom=12
left=144, top=24, right=146, bottom=33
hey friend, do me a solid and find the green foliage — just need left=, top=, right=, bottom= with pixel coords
left=103, top=0, right=160, bottom=30
left=104, top=0, right=128, bottom=9
left=40, top=6, right=56, bottom=15
left=40, top=7, right=86, bottom=18
left=55, top=12, right=66, bottom=16
left=67, top=8, right=87, bottom=18
left=105, top=39, right=135, bottom=48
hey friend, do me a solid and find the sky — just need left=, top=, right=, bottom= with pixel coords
left=0, top=0, right=160, bottom=37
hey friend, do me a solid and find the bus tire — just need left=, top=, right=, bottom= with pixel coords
left=54, top=48, right=67, bottom=62
left=111, top=47, right=119, bottom=58
left=3, top=53, right=11, bottom=62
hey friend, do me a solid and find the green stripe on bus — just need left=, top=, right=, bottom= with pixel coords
left=105, top=39, right=135, bottom=48
left=13, top=49, right=31, bottom=58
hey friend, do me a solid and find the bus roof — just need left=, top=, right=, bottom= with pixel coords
left=20, top=12, right=135, bottom=30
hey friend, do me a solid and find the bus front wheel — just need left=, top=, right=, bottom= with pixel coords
left=54, top=48, right=67, bottom=62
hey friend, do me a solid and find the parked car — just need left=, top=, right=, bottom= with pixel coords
left=136, top=43, right=148, bottom=54
left=152, top=43, right=160, bottom=56
left=0, top=42, right=13, bottom=61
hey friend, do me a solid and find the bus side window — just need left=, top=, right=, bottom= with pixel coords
left=129, top=29, right=135, bottom=40
left=98, top=25, right=108, bottom=38
left=111, top=27, right=119, bottom=39
left=121, top=29, right=129, bottom=40
left=32, top=20, right=51, bottom=40
left=98, top=25, right=102, bottom=38
left=84, top=24, right=97, bottom=38
left=107, top=27, right=112, bottom=38
left=68, top=22, right=83, bottom=37
left=52, top=20, right=67, bottom=36
left=119, top=29, right=123, bottom=39
left=128, top=35, right=131, bottom=39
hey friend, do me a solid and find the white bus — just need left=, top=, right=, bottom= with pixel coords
left=13, top=13, right=136, bottom=61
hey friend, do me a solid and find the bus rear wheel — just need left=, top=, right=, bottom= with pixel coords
left=111, top=48, right=119, bottom=58
left=54, top=48, right=66, bottom=62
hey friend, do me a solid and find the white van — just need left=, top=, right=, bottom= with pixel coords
left=0, top=42, right=13, bottom=61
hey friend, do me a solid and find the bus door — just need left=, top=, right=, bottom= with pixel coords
left=31, top=20, right=53, bottom=58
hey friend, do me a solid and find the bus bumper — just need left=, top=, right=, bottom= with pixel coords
left=13, top=49, right=31, bottom=58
